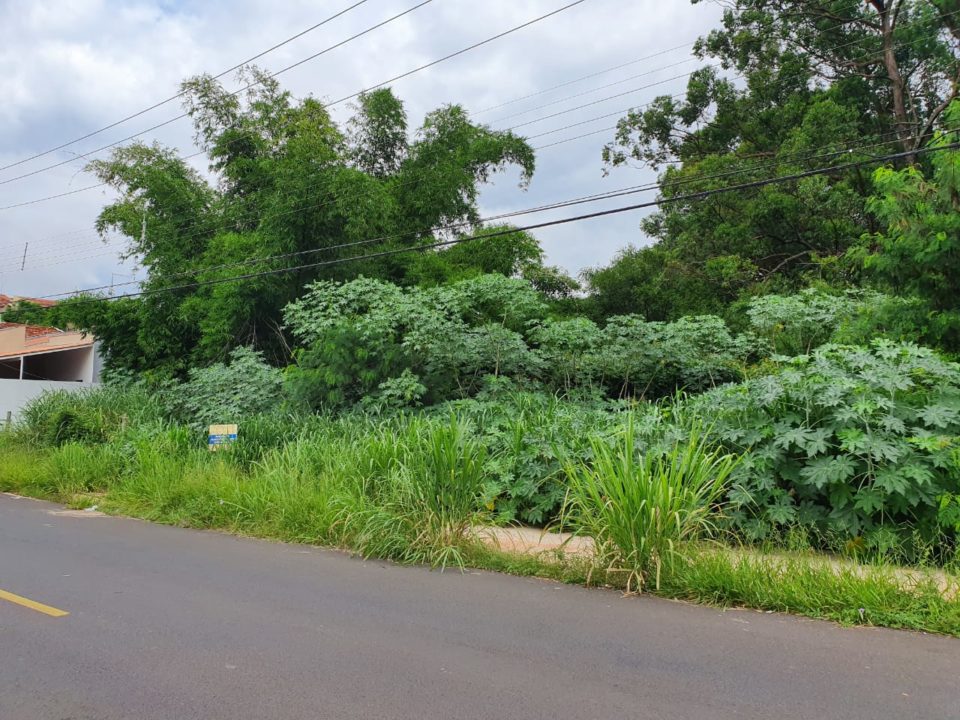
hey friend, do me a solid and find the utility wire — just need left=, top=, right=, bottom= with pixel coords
left=0, top=1, right=588, bottom=189
left=19, top=121, right=951, bottom=280
left=6, top=7, right=958, bottom=273
left=472, top=40, right=698, bottom=114
left=0, top=1, right=436, bottom=188
left=0, top=1, right=373, bottom=173
left=4, top=10, right=954, bottom=211
left=41, top=140, right=960, bottom=304
left=489, top=58, right=700, bottom=125
left=324, top=0, right=589, bottom=107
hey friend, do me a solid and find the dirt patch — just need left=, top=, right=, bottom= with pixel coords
left=474, top=526, right=960, bottom=600
left=474, top=526, right=595, bottom=558
left=48, top=508, right=107, bottom=518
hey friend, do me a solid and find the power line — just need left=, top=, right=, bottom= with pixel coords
left=324, top=0, right=590, bottom=107
left=5, top=6, right=957, bottom=274
left=472, top=40, right=697, bottom=114
left=42, top=140, right=960, bottom=304
left=0, top=0, right=373, bottom=173
left=488, top=58, right=700, bottom=125
left=4, top=9, right=954, bottom=212
left=0, top=182, right=108, bottom=211
left=0, top=0, right=436, bottom=188
left=533, top=124, right=617, bottom=149
left=0, top=0, right=587, bottom=190
left=23, top=121, right=951, bottom=281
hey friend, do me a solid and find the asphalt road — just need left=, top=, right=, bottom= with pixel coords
left=1, top=493, right=958, bottom=720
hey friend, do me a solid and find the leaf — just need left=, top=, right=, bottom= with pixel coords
left=799, top=455, right=857, bottom=489
left=802, top=428, right=832, bottom=457
left=853, top=487, right=885, bottom=515
left=873, top=468, right=908, bottom=497
left=766, top=496, right=798, bottom=525
left=918, top=404, right=959, bottom=429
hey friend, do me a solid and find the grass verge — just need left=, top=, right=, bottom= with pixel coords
left=2, top=433, right=958, bottom=637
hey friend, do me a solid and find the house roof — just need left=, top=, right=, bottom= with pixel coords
left=0, top=322, right=60, bottom=337
left=0, top=294, right=57, bottom=311
left=0, top=342, right=93, bottom=361
left=0, top=321, right=92, bottom=360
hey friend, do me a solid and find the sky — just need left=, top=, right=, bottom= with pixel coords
left=0, top=0, right=722, bottom=298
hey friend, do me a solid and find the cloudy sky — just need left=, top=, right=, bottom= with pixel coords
left=0, top=0, right=722, bottom=298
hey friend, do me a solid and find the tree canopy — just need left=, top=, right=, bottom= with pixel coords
left=69, top=73, right=540, bottom=375
left=591, top=0, right=960, bottom=320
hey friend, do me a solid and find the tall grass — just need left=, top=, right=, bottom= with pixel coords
left=663, top=548, right=960, bottom=636
left=19, top=386, right=164, bottom=446
left=335, top=416, right=487, bottom=567
left=563, top=421, right=738, bottom=592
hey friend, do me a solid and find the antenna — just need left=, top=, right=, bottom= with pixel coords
left=109, top=270, right=138, bottom=296
left=20, top=242, right=28, bottom=271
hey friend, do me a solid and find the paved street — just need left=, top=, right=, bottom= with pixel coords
left=1, top=492, right=957, bottom=720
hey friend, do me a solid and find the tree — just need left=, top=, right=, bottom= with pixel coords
left=79, top=69, right=537, bottom=375
left=591, top=0, right=959, bottom=319
left=854, top=105, right=960, bottom=347
left=347, top=89, right=409, bottom=178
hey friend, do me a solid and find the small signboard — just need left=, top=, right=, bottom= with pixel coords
left=208, top=424, right=238, bottom=451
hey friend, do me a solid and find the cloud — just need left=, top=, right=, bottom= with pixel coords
left=0, top=0, right=721, bottom=296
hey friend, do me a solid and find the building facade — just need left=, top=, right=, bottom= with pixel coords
left=0, top=296, right=102, bottom=421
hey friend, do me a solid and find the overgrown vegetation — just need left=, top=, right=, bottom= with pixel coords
left=4, top=0, right=960, bottom=634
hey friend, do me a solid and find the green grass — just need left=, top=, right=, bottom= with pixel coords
left=662, top=547, right=960, bottom=636
left=2, top=421, right=959, bottom=637
left=562, top=421, right=738, bottom=592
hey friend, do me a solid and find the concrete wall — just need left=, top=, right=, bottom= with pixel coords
left=0, top=379, right=96, bottom=424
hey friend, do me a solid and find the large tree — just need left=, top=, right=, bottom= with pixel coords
left=854, top=103, right=960, bottom=348
left=590, top=0, right=959, bottom=320
left=76, top=69, right=538, bottom=375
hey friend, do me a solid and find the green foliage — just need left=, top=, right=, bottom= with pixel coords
left=77, top=71, right=538, bottom=376
left=284, top=274, right=547, bottom=406
left=171, top=347, right=284, bottom=428
left=747, top=288, right=860, bottom=356
left=593, top=3, right=960, bottom=318
left=444, top=391, right=625, bottom=525
left=347, top=89, right=409, bottom=178
left=19, top=385, right=164, bottom=446
left=664, top=547, right=960, bottom=636
left=855, top=111, right=960, bottom=349
left=528, top=317, right=603, bottom=391
left=744, top=287, right=944, bottom=355
left=683, top=342, right=960, bottom=554
left=337, top=416, right=487, bottom=568
left=563, top=422, right=739, bottom=592
left=285, top=323, right=408, bottom=411
left=592, top=314, right=753, bottom=398
left=5, top=385, right=960, bottom=635
left=284, top=274, right=753, bottom=407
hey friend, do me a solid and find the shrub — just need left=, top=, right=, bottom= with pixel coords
left=588, top=314, right=753, bottom=399
left=747, top=288, right=858, bottom=356
left=687, top=342, right=960, bottom=555
left=747, top=288, right=936, bottom=355
left=445, top=390, right=626, bottom=525
left=19, top=385, right=163, bottom=446
left=563, top=422, right=739, bottom=592
left=173, top=346, right=284, bottom=427
left=284, top=274, right=754, bottom=405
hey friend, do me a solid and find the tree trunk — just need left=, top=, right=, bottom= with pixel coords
left=876, top=1, right=915, bottom=160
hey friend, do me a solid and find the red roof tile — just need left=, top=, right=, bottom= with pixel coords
left=0, top=294, right=57, bottom=311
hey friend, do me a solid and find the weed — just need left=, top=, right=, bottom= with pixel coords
left=563, top=421, right=738, bottom=592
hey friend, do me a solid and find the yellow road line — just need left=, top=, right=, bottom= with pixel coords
left=0, top=588, right=69, bottom=617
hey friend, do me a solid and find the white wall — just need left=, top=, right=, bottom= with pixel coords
left=0, top=379, right=95, bottom=424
